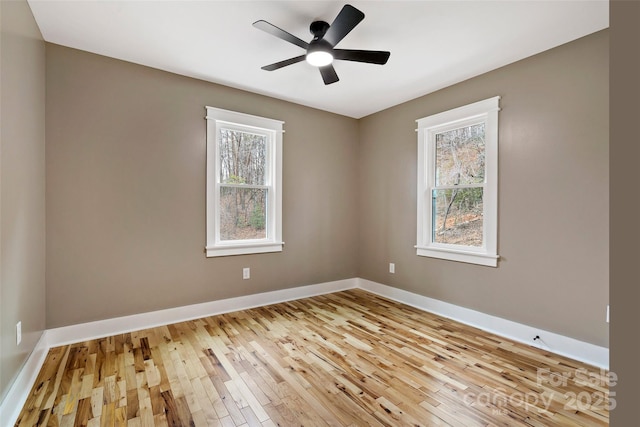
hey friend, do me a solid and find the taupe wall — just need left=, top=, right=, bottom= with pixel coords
left=45, top=44, right=360, bottom=328
left=358, top=30, right=609, bottom=347
left=0, top=0, right=46, bottom=402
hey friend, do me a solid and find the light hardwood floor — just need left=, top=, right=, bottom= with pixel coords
left=15, top=289, right=609, bottom=426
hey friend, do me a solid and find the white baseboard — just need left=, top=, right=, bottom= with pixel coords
left=0, top=331, right=50, bottom=427
left=1, top=276, right=609, bottom=426
left=46, top=278, right=357, bottom=346
left=357, top=278, right=609, bottom=369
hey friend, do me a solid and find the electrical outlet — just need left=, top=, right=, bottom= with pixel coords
left=389, top=263, right=395, bottom=274
left=243, top=267, right=250, bottom=280
left=16, top=321, right=22, bottom=346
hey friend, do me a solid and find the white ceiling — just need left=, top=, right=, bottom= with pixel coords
left=27, top=1, right=608, bottom=119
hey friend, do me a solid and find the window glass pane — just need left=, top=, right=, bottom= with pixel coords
left=432, top=188, right=483, bottom=246
left=219, top=129, right=266, bottom=185
left=220, top=187, right=267, bottom=240
left=435, top=123, right=485, bottom=186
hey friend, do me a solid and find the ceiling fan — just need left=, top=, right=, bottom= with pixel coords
left=253, top=4, right=390, bottom=85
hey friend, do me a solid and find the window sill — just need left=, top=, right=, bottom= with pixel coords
left=206, top=241, right=284, bottom=258
left=416, top=246, right=499, bottom=267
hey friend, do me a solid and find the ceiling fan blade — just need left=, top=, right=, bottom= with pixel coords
left=253, top=20, right=309, bottom=50
left=333, top=49, right=390, bottom=65
left=261, top=55, right=306, bottom=71
left=319, top=65, right=339, bottom=85
left=323, top=4, right=365, bottom=47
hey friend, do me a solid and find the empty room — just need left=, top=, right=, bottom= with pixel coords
left=1, top=1, right=619, bottom=426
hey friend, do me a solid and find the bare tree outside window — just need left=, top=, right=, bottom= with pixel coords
left=432, top=123, right=485, bottom=246
left=219, top=129, right=268, bottom=240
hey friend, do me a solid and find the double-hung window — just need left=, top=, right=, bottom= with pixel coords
left=205, top=107, right=284, bottom=257
left=416, top=96, right=500, bottom=267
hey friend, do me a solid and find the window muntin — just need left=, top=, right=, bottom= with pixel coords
left=206, top=107, right=283, bottom=257
left=416, top=97, right=499, bottom=266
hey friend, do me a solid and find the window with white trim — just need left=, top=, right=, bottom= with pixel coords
left=205, top=107, right=283, bottom=257
left=416, top=96, right=500, bottom=267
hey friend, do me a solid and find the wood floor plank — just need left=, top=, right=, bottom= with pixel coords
left=14, top=289, right=609, bottom=426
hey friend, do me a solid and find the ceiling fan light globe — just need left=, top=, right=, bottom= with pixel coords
left=306, top=51, right=333, bottom=67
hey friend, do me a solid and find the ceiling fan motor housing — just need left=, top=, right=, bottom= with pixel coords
left=310, top=20, right=330, bottom=39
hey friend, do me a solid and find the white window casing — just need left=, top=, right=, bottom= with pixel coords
left=416, top=96, right=500, bottom=267
left=205, top=107, right=284, bottom=257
